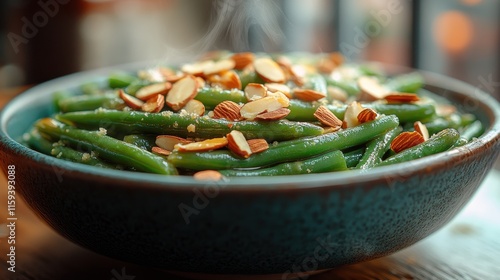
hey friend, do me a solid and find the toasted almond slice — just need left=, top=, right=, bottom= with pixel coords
left=213, top=101, right=241, bottom=121
left=193, top=170, right=224, bottom=181
left=357, top=108, right=378, bottom=123
left=119, top=89, right=144, bottom=110
left=255, top=108, right=291, bottom=121
left=275, top=55, right=292, bottom=69
left=390, top=131, right=425, bottom=153
left=183, top=99, right=205, bottom=116
left=317, top=58, right=337, bottom=73
left=414, top=121, right=430, bottom=141
left=293, top=88, right=326, bottom=102
left=314, top=105, right=342, bottom=128
left=156, top=135, right=192, bottom=151
left=327, top=86, right=348, bottom=102
left=151, top=146, right=171, bottom=156
left=265, top=83, right=291, bottom=98
left=166, top=75, right=199, bottom=111
left=136, top=82, right=172, bottom=101
left=323, top=126, right=341, bottom=134
left=164, top=73, right=186, bottom=83
left=247, top=139, right=269, bottom=154
left=196, top=77, right=206, bottom=88
left=207, top=70, right=242, bottom=90
left=227, top=130, right=252, bottom=158
left=343, top=101, right=364, bottom=128
left=290, top=65, right=307, bottom=86
left=240, top=96, right=283, bottom=120
left=329, top=52, right=344, bottom=66
left=203, top=59, right=236, bottom=76
left=436, top=104, right=456, bottom=117
left=267, top=91, right=290, bottom=107
left=245, top=83, right=267, bottom=101
left=176, top=137, right=228, bottom=152
left=231, top=52, right=254, bottom=70
left=181, top=60, right=214, bottom=76
left=141, top=94, right=165, bottom=113
left=384, top=93, right=420, bottom=103
left=358, top=76, right=389, bottom=101
left=254, top=57, right=286, bottom=83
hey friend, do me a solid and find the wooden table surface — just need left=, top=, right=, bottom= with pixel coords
left=1, top=88, right=500, bottom=280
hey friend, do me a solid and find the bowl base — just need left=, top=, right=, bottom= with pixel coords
left=167, top=268, right=332, bottom=280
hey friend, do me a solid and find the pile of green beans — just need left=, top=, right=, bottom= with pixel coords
left=25, top=52, right=483, bottom=177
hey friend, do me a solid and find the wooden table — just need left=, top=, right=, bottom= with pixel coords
left=1, top=88, right=500, bottom=280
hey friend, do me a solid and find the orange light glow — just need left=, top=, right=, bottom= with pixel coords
left=433, top=11, right=473, bottom=54
left=461, top=0, right=483, bottom=6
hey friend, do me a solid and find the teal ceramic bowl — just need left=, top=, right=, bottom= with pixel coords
left=1, top=66, right=499, bottom=279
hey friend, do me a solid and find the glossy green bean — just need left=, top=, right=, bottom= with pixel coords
left=168, top=115, right=399, bottom=170
left=378, top=128, right=460, bottom=166
left=219, top=150, right=347, bottom=176
left=35, top=118, right=178, bottom=175
left=195, top=87, right=246, bottom=109
left=356, top=127, right=402, bottom=169
left=385, top=72, right=424, bottom=93
left=58, top=94, right=124, bottom=112
left=56, top=110, right=324, bottom=142
left=108, top=72, right=138, bottom=89
left=123, top=134, right=156, bottom=151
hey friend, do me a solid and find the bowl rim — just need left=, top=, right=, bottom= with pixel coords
left=1, top=62, right=500, bottom=192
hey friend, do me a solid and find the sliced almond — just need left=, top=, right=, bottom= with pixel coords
left=314, top=105, right=342, bottom=128
left=138, top=68, right=166, bottom=83
left=414, top=121, right=430, bottom=141
left=390, top=131, right=425, bottom=153
left=329, top=52, right=344, bottom=66
left=119, top=89, right=144, bottom=110
left=245, top=83, right=267, bottom=101
left=183, top=99, right=205, bottom=116
left=384, top=93, right=420, bottom=103
left=213, top=101, right=241, bottom=121
left=293, top=88, right=326, bottom=102
left=267, top=91, right=290, bottom=107
left=156, top=135, right=192, bottom=151
left=247, top=139, right=269, bottom=154
left=343, top=101, right=364, bottom=128
left=181, top=60, right=214, bottom=76
left=317, top=57, right=337, bottom=74
left=265, top=83, right=291, bottom=98
left=203, top=59, right=236, bottom=76
left=357, top=108, right=378, bottom=123
left=240, top=96, right=283, bottom=120
left=255, top=108, right=291, bottom=121
left=141, top=94, right=165, bottom=113
left=196, top=77, right=206, bottom=88
left=327, top=86, right=348, bottom=102
left=176, top=137, right=228, bottom=152
left=254, top=57, right=286, bottom=83
left=436, top=104, right=456, bottom=117
left=358, top=76, right=389, bottom=101
left=206, top=70, right=242, bottom=90
left=151, top=146, right=171, bottom=156
left=231, top=52, right=254, bottom=70
left=227, top=130, right=252, bottom=158
left=193, top=170, right=223, bottom=181
left=164, top=72, right=186, bottom=83
left=289, top=65, right=307, bottom=86
left=135, top=82, right=172, bottom=101
left=166, top=75, right=199, bottom=111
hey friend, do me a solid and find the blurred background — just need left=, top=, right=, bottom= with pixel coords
left=0, top=0, right=498, bottom=99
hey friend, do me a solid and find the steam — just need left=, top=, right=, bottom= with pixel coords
left=160, top=0, right=287, bottom=64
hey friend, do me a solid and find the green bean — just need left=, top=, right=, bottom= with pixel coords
left=385, top=72, right=424, bottom=93
left=325, top=78, right=360, bottom=96
left=126, top=79, right=153, bottom=96
left=56, top=110, right=324, bottom=142
left=219, top=150, right=347, bottom=176
left=238, top=70, right=265, bottom=89
left=108, top=72, right=138, bottom=89
left=81, top=82, right=105, bottom=95
left=53, top=90, right=74, bottom=112
left=356, top=127, right=402, bottom=169
left=195, top=87, right=246, bottom=109
left=168, top=115, right=399, bottom=170
left=460, top=120, right=483, bottom=141
left=424, top=113, right=475, bottom=135
left=452, top=137, right=468, bottom=148
left=58, top=94, right=124, bottom=112
left=377, top=128, right=460, bottom=166
left=25, top=128, right=114, bottom=168
left=287, top=100, right=436, bottom=123
left=344, top=147, right=365, bottom=168
left=123, top=134, right=156, bottom=151
left=35, top=118, right=178, bottom=175
left=303, top=73, right=327, bottom=94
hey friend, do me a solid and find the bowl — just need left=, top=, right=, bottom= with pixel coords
left=1, top=65, right=499, bottom=279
